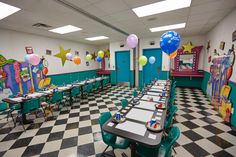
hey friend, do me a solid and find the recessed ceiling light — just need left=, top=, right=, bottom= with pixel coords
left=132, top=0, right=192, bottom=17
left=0, top=2, right=21, bottom=20
left=85, top=36, right=109, bottom=41
left=49, top=25, right=82, bottom=34
left=150, top=23, right=186, bottom=32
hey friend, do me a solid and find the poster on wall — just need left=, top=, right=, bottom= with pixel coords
left=25, top=46, right=34, bottom=54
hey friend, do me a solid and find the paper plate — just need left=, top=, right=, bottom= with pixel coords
left=146, top=122, right=162, bottom=132
left=155, top=104, right=166, bottom=109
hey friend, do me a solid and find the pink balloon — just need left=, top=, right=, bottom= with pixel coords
left=126, top=34, right=138, bottom=48
left=29, top=54, right=41, bottom=66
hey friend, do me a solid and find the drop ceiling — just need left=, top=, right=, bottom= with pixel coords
left=0, top=0, right=235, bottom=45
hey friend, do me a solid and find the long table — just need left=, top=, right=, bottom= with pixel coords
left=102, top=80, right=170, bottom=157
left=2, top=76, right=109, bottom=124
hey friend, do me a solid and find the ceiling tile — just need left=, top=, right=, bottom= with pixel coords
left=93, top=0, right=129, bottom=14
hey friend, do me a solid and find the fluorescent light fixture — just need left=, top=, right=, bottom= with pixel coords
left=49, top=25, right=82, bottom=34
left=132, top=0, right=192, bottom=17
left=150, top=23, right=186, bottom=32
left=85, top=36, right=109, bottom=41
left=0, top=2, right=21, bottom=20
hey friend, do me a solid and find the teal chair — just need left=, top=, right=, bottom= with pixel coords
left=99, top=112, right=130, bottom=156
left=136, top=127, right=180, bottom=157
left=84, top=83, right=93, bottom=95
left=94, top=81, right=101, bottom=91
left=51, top=91, right=67, bottom=110
left=6, top=95, right=21, bottom=122
left=121, top=99, right=128, bottom=108
left=17, top=98, right=42, bottom=131
left=165, top=105, right=178, bottom=131
left=71, top=87, right=80, bottom=102
left=132, top=90, right=138, bottom=97
left=0, top=102, right=15, bottom=124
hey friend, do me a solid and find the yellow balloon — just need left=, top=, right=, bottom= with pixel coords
left=98, top=50, right=104, bottom=58
left=86, top=54, right=92, bottom=61
left=139, top=56, right=147, bottom=66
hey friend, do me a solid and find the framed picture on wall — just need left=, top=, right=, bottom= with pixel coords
left=25, top=47, right=34, bottom=54
left=75, top=51, right=79, bottom=55
left=220, top=41, right=225, bottom=50
left=46, top=49, right=52, bottom=55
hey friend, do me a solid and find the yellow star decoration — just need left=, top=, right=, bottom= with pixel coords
left=183, top=42, right=194, bottom=53
left=104, top=49, right=110, bottom=58
left=54, top=46, right=71, bottom=66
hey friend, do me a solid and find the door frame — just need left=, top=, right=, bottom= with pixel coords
left=115, top=50, right=130, bottom=84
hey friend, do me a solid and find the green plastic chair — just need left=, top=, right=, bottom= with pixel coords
left=99, top=112, right=130, bottom=156
left=18, top=98, right=42, bottom=131
left=51, top=91, right=67, bottom=110
left=121, top=99, right=128, bottom=108
left=71, top=87, right=80, bottom=102
left=165, top=105, right=178, bottom=130
left=84, top=83, right=93, bottom=94
left=132, top=90, right=138, bottom=97
left=94, top=81, right=101, bottom=90
left=136, top=127, right=180, bottom=157
left=0, top=102, right=8, bottom=111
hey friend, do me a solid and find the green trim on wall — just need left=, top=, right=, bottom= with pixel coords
left=48, top=70, right=98, bottom=86
left=139, top=70, right=169, bottom=89
left=110, top=70, right=134, bottom=87
left=171, top=76, right=203, bottom=88
left=228, top=81, right=236, bottom=128
left=201, top=71, right=211, bottom=94
left=110, top=70, right=117, bottom=85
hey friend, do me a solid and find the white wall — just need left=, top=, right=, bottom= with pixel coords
left=0, top=29, right=99, bottom=75
left=109, top=41, right=134, bottom=70
left=109, top=35, right=206, bottom=71
left=205, top=9, right=236, bottom=82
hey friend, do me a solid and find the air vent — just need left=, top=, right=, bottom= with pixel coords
left=32, top=23, right=52, bottom=29
left=147, top=17, right=157, bottom=21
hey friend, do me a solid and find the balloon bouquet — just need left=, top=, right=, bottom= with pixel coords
left=160, top=31, right=181, bottom=58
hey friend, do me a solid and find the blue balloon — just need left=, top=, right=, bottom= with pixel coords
left=96, top=56, right=103, bottom=62
left=160, top=31, right=181, bottom=55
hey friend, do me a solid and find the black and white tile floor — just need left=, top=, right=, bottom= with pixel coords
left=174, top=88, right=236, bottom=157
left=0, top=86, right=235, bottom=157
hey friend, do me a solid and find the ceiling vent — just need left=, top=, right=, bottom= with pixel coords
left=32, top=23, right=52, bottom=29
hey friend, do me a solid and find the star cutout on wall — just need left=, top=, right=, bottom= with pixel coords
left=183, top=42, right=194, bottom=53
left=54, top=46, right=71, bottom=66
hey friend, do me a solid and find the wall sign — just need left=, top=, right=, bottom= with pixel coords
left=25, top=47, right=34, bottom=54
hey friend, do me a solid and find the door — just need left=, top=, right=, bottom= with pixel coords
left=115, top=51, right=130, bottom=83
left=143, top=48, right=162, bottom=84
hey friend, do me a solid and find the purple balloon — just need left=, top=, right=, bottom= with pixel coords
left=66, top=53, right=73, bottom=60
left=126, top=34, right=138, bottom=48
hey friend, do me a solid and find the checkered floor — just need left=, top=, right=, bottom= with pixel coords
left=174, top=88, right=236, bottom=157
left=0, top=86, right=235, bottom=157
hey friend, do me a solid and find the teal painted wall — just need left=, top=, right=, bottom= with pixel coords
left=201, top=70, right=236, bottom=128
left=201, top=71, right=211, bottom=94
left=139, top=70, right=169, bottom=89
left=171, top=76, right=203, bottom=89
left=48, top=70, right=99, bottom=86
left=110, top=70, right=134, bottom=87
left=228, top=81, right=236, bottom=128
